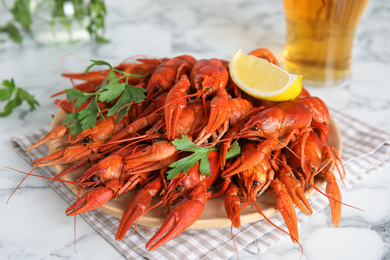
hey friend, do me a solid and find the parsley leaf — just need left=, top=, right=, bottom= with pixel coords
left=65, top=88, right=94, bottom=108
left=78, top=99, right=99, bottom=130
left=166, top=136, right=218, bottom=180
left=106, top=85, right=146, bottom=121
left=63, top=60, right=146, bottom=135
left=0, top=79, right=40, bottom=117
left=98, top=82, right=126, bottom=103
left=225, top=141, right=241, bottom=160
left=63, top=112, right=82, bottom=135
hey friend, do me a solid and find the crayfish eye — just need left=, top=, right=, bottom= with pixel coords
left=297, top=166, right=303, bottom=172
left=91, top=175, right=99, bottom=182
left=311, top=167, right=316, bottom=173
left=251, top=124, right=259, bottom=131
left=252, top=180, right=258, bottom=187
left=176, top=186, right=183, bottom=191
left=153, top=87, right=159, bottom=92
left=82, top=136, right=91, bottom=142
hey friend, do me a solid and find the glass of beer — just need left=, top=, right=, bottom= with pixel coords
left=282, top=0, right=369, bottom=88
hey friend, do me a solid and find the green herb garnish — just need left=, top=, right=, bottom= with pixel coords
left=62, top=60, right=146, bottom=135
left=0, top=79, right=40, bottom=117
left=166, top=136, right=218, bottom=180
left=225, top=141, right=241, bottom=160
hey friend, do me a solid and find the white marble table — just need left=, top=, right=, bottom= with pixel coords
left=1, top=0, right=389, bottom=259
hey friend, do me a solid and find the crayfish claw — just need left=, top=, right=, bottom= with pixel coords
left=195, top=88, right=230, bottom=145
left=164, top=74, right=190, bottom=140
left=65, top=185, right=116, bottom=216
left=116, top=178, right=163, bottom=241
left=249, top=48, right=280, bottom=66
left=116, top=203, right=148, bottom=241
left=272, top=179, right=299, bottom=242
left=25, top=125, right=67, bottom=152
left=323, top=171, right=342, bottom=227
left=146, top=188, right=206, bottom=251
left=279, top=175, right=313, bottom=215
left=31, top=142, right=101, bottom=167
left=125, top=141, right=177, bottom=165
left=224, top=184, right=241, bottom=228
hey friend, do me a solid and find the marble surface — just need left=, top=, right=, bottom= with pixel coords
left=1, top=0, right=389, bottom=259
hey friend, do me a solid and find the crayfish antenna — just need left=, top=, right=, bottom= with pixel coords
left=6, top=164, right=39, bottom=204
left=230, top=224, right=239, bottom=260
left=5, top=165, right=76, bottom=204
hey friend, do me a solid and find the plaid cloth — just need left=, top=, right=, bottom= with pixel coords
left=10, top=108, right=390, bottom=260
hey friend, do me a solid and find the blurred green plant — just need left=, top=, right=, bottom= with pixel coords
left=0, top=0, right=109, bottom=44
left=0, top=79, right=40, bottom=117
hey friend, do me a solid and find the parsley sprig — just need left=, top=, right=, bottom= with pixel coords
left=62, top=60, right=146, bottom=135
left=166, top=136, right=242, bottom=180
left=0, top=79, right=40, bottom=117
left=166, top=136, right=218, bottom=180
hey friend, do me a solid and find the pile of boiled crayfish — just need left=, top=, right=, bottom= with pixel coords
left=25, top=48, right=345, bottom=251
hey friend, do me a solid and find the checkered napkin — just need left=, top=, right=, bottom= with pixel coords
left=10, top=108, right=390, bottom=260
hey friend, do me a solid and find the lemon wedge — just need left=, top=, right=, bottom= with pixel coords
left=229, top=49, right=302, bottom=101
